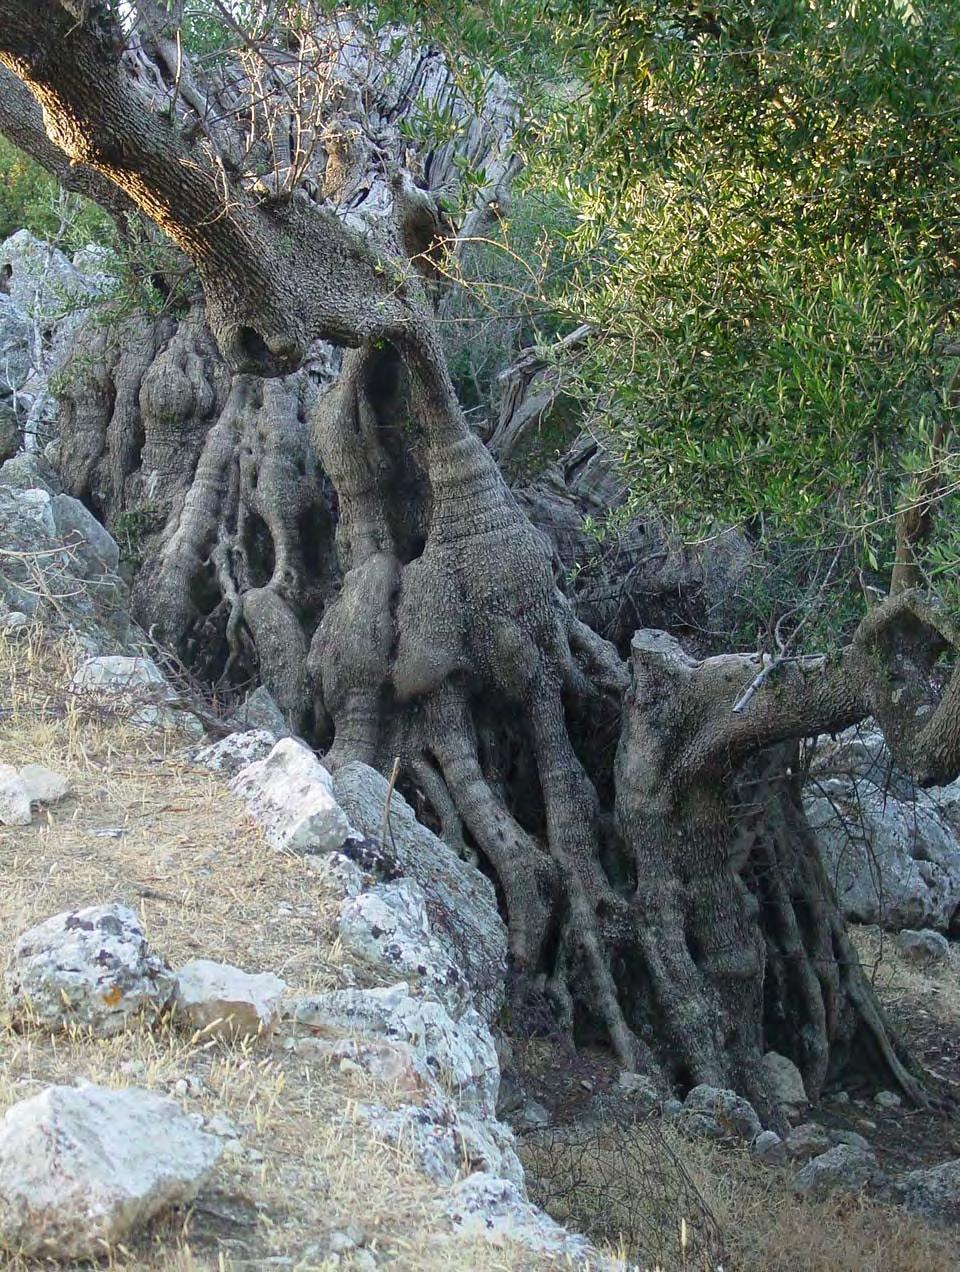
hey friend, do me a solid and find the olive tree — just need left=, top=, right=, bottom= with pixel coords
left=3, top=0, right=959, bottom=1116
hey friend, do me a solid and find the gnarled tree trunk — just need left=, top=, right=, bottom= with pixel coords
left=4, top=0, right=960, bottom=1115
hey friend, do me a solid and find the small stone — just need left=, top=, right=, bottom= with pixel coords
left=752, top=1130, right=788, bottom=1165
left=874, top=1090, right=901, bottom=1110
left=831, top=1091, right=851, bottom=1105
left=896, top=929, right=950, bottom=966
left=173, top=959, right=286, bottom=1040
left=785, top=1122, right=833, bottom=1162
left=792, top=1144, right=884, bottom=1200
left=579, top=1079, right=594, bottom=1092
left=1, top=610, right=28, bottom=632
left=0, top=1083, right=221, bottom=1259
left=17, top=764, right=72, bottom=804
left=0, top=764, right=31, bottom=826
left=683, top=1085, right=762, bottom=1141
left=675, top=1111, right=724, bottom=1141
left=830, top=1129, right=872, bottom=1151
left=661, top=1098, right=684, bottom=1118
left=223, top=1138, right=245, bottom=1158
left=192, top=730, right=277, bottom=775
left=759, top=1051, right=808, bottom=1108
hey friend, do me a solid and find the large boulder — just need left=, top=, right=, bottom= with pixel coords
left=230, top=738, right=351, bottom=854
left=896, top=928, right=950, bottom=966
left=5, top=903, right=174, bottom=1036
left=0, top=482, right=132, bottom=648
left=0, top=1083, right=221, bottom=1259
left=332, top=762, right=508, bottom=1019
left=805, top=776, right=960, bottom=933
left=50, top=493, right=120, bottom=576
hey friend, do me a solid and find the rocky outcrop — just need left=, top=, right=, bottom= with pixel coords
left=806, top=727, right=960, bottom=933
left=5, top=903, right=174, bottom=1035
left=0, top=1083, right=221, bottom=1259
left=332, top=762, right=508, bottom=1020
left=0, top=476, right=132, bottom=649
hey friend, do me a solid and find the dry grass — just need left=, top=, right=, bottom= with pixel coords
left=0, top=630, right=559, bottom=1271
left=521, top=1117, right=959, bottom=1272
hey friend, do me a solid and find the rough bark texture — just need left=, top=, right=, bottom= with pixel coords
left=4, top=1, right=960, bottom=1113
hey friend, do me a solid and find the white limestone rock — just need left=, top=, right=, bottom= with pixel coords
left=71, top=654, right=202, bottom=735
left=289, top=1034, right=434, bottom=1101
left=173, top=959, right=286, bottom=1040
left=5, top=903, right=174, bottom=1035
left=286, top=982, right=499, bottom=1117
left=0, top=765, right=31, bottom=826
left=354, top=1099, right=523, bottom=1187
left=332, top=762, right=508, bottom=1019
left=17, top=764, right=72, bottom=805
left=0, top=1083, right=221, bottom=1259
left=192, top=729, right=277, bottom=775
left=441, top=1172, right=611, bottom=1268
left=805, top=771, right=960, bottom=933
left=231, top=737, right=351, bottom=855
left=338, top=878, right=471, bottom=1017
left=304, top=850, right=366, bottom=899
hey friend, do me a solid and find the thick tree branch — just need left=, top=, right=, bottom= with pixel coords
left=0, top=0, right=413, bottom=370
left=631, top=588, right=960, bottom=788
left=0, top=63, right=133, bottom=218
